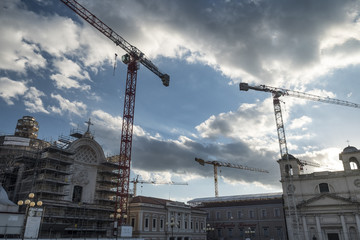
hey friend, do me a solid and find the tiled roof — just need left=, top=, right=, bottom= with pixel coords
left=130, top=196, right=172, bottom=206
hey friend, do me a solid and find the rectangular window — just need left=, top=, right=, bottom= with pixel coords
left=160, top=219, right=164, bottom=229
left=200, top=222, right=204, bottom=230
left=72, top=185, right=82, bottom=202
left=261, top=209, right=267, bottom=218
left=152, top=218, right=157, bottom=229
left=228, top=228, right=233, bottom=237
left=249, top=210, right=255, bottom=219
left=239, top=228, right=244, bottom=237
left=277, top=227, right=283, bottom=238
left=196, top=222, right=198, bottom=230
left=185, top=221, right=188, bottom=229
left=238, top=211, right=243, bottom=219
left=216, top=212, right=220, bottom=220
left=191, top=221, right=193, bottom=229
left=131, top=218, right=135, bottom=228
left=274, top=208, right=281, bottom=217
left=227, top=211, right=232, bottom=219
left=145, top=218, right=149, bottom=229
left=263, top=227, right=269, bottom=237
left=218, top=229, right=222, bottom=237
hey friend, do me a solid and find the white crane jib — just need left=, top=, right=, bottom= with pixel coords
left=195, top=158, right=269, bottom=197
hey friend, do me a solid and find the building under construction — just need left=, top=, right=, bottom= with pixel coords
left=0, top=116, right=118, bottom=238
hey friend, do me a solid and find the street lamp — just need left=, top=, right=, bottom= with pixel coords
left=166, top=217, right=176, bottom=239
left=203, top=223, right=215, bottom=239
left=244, top=227, right=255, bottom=240
left=110, top=208, right=121, bottom=239
left=17, top=193, right=43, bottom=240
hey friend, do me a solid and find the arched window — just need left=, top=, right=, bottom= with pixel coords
left=349, top=157, right=359, bottom=170
left=319, top=183, right=329, bottom=193
left=285, top=164, right=293, bottom=176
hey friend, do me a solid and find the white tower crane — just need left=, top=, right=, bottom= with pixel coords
left=195, top=158, right=269, bottom=197
left=239, top=82, right=360, bottom=240
left=131, top=176, right=188, bottom=197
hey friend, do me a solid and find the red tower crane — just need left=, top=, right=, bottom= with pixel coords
left=60, top=0, right=170, bottom=227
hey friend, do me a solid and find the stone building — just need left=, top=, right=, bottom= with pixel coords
left=129, top=196, right=207, bottom=240
left=0, top=116, right=118, bottom=238
left=188, top=193, right=287, bottom=240
left=278, top=147, right=360, bottom=240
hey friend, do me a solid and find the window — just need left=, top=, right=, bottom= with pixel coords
left=131, top=218, right=135, bottom=228
left=228, top=228, right=233, bottom=237
left=276, top=227, right=283, bottom=239
left=216, top=211, right=220, bottom=220
left=185, top=221, right=188, bottom=229
left=145, top=218, right=149, bottom=229
left=285, top=164, right=293, bottom=176
left=152, top=218, right=157, bottom=229
left=239, top=228, right=244, bottom=237
left=160, top=219, right=164, bottom=229
left=261, top=209, right=267, bottom=218
left=217, top=229, right=222, bottom=237
left=196, top=222, right=198, bottom=230
left=72, top=185, right=82, bottom=202
left=238, top=211, right=243, bottom=219
left=263, top=227, right=269, bottom=237
left=227, top=211, right=232, bottom=219
left=319, top=183, right=330, bottom=193
left=350, top=157, right=359, bottom=169
left=274, top=208, right=281, bottom=217
left=249, top=210, right=255, bottom=219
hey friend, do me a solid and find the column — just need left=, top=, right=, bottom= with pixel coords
left=302, top=216, right=309, bottom=240
left=315, top=216, right=324, bottom=240
left=355, top=214, right=360, bottom=239
left=340, top=215, right=349, bottom=240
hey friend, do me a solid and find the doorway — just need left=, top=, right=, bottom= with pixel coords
left=327, top=233, right=340, bottom=240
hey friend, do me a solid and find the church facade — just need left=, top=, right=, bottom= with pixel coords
left=278, top=147, right=360, bottom=240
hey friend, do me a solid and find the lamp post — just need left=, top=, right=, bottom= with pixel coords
left=110, top=208, right=121, bottom=240
left=244, top=227, right=255, bottom=240
left=203, top=223, right=214, bottom=240
left=166, top=217, right=176, bottom=239
left=17, top=193, right=43, bottom=240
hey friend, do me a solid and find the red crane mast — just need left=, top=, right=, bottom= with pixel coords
left=60, top=0, right=170, bottom=227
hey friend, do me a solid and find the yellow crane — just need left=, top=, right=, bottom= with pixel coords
left=131, top=176, right=188, bottom=197
left=195, top=157, right=269, bottom=197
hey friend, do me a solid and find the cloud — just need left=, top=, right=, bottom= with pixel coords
left=83, top=0, right=360, bottom=88
left=288, top=116, right=312, bottom=130
left=49, top=93, right=87, bottom=116
left=23, top=87, right=49, bottom=114
left=0, top=77, right=28, bottom=105
left=50, top=74, right=91, bottom=91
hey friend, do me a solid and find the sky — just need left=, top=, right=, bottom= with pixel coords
left=1, top=0, right=360, bottom=203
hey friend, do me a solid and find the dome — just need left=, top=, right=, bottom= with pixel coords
left=282, top=154, right=296, bottom=160
left=343, top=146, right=358, bottom=153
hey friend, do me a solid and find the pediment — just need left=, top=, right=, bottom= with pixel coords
left=297, top=193, right=359, bottom=208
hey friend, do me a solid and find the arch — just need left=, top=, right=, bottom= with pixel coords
left=67, top=137, right=106, bottom=165
left=285, top=164, right=293, bottom=176
left=349, top=157, right=359, bottom=170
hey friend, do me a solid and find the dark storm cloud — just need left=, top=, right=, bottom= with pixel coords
left=82, top=0, right=359, bottom=84
left=131, top=135, right=280, bottom=187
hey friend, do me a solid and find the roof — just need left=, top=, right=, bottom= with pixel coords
left=130, top=196, right=171, bottom=206
left=343, top=145, right=358, bottom=153
left=0, top=186, right=16, bottom=206
left=188, top=192, right=283, bottom=206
